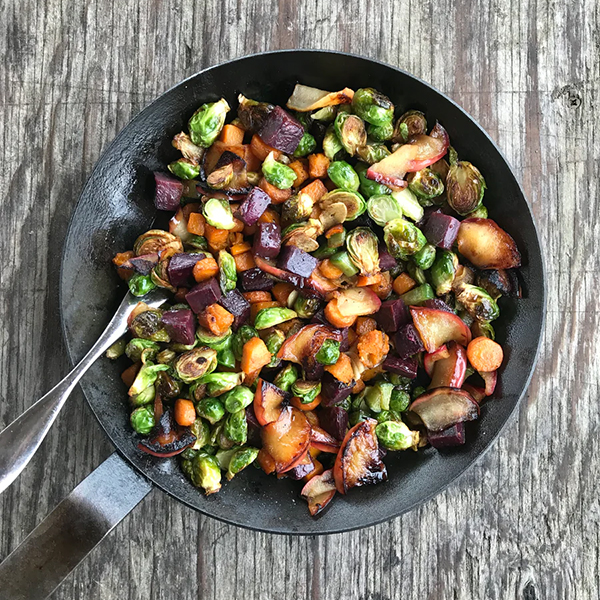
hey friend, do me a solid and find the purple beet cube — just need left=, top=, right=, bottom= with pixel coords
left=257, top=106, right=304, bottom=154
left=218, top=289, right=251, bottom=330
left=237, top=187, right=271, bottom=226
left=129, top=253, right=159, bottom=275
left=423, top=298, right=455, bottom=313
left=321, top=372, right=354, bottom=406
left=154, top=172, right=183, bottom=211
left=167, top=253, right=205, bottom=287
left=253, top=222, right=281, bottom=258
left=277, top=245, right=318, bottom=278
left=423, top=212, right=460, bottom=250
left=161, top=309, right=196, bottom=345
left=241, top=267, right=275, bottom=291
left=428, top=423, right=466, bottom=448
left=319, top=406, right=349, bottom=441
left=185, top=278, right=222, bottom=314
left=378, top=245, right=397, bottom=271
left=376, top=298, right=409, bottom=332
left=395, top=323, right=425, bottom=358
left=382, top=354, right=418, bottom=379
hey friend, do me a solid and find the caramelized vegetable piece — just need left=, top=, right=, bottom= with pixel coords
left=198, top=304, right=234, bottom=337
left=286, top=84, right=354, bottom=111
left=324, top=352, right=354, bottom=384
left=241, top=337, right=272, bottom=375
left=456, top=218, right=521, bottom=269
left=410, top=307, right=472, bottom=352
left=254, top=378, right=291, bottom=426
left=333, top=287, right=382, bottom=318
left=138, top=411, right=196, bottom=457
left=408, top=387, right=479, bottom=432
left=467, top=336, right=503, bottom=372
left=333, top=419, right=387, bottom=494
left=357, top=330, right=390, bottom=369
left=301, top=468, right=337, bottom=516
left=428, top=342, right=467, bottom=389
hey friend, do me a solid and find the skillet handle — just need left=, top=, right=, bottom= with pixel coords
left=0, top=453, right=152, bottom=600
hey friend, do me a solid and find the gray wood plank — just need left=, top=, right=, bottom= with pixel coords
left=0, top=0, right=597, bottom=598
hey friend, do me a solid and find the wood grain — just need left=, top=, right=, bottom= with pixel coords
left=0, top=0, right=598, bottom=598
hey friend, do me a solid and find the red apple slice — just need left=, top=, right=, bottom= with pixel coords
left=310, top=425, right=342, bottom=453
left=410, top=307, right=472, bottom=353
left=428, top=342, right=467, bottom=389
left=277, top=324, right=341, bottom=364
left=335, top=287, right=382, bottom=318
left=409, top=387, right=479, bottom=432
left=301, top=468, right=337, bottom=517
left=480, top=370, right=498, bottom=396
left=456, top=218, right=521, bottom=270
left=423, top=344, right=450, bottom=376
left=253, top=378, right=290, bottom=426
left=333, top=418, right=387, bottom=494
left=261, top=406, right=312, bottom=473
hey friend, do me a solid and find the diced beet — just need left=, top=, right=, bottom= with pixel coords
left=154, top=172, right=183, bottom=211
left=319, top=406, right=349, bottom=441
left=394, top=323, right=425, bottom=358
left=335, top=327, right=351, bottom=352
left=277, top=245, right=318, bottom=278
left=241, top=267, right=275, bottom=291
left=257, top=106, right=304, bottom=154
left=376, top=298, right=409, bottom=332
left=423, top=212, right=460, bottom=250
left=428, top=422, right=466, bottom=448
left=253, top=222, right=281, bottom=258
left=129, top=253, right=159, bottom=275
left=167, top=253, right=205, bottom=287
left=161, top=309, right=196, bottom=345
left=310, top=308, right=328, bottom=326
left=237, top=187, right=271, bottom=226
left=382, top=354, right=418, bottom=379
left=218, top=289, right=251, bottom=330
left=423, top=298, right=455, bottom=313
left=185, top=278, right=222, bottom=314
left=304, top=362, right=325, bottom=381
left=378, top=245, right=397, bottom=271
left=321, top=372, right=354, bottom=407
left=245, top=404, right=262, bottom=446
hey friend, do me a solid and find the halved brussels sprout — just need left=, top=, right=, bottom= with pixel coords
left=430, top=250, right=459, bottom=295
left=368, top=121, right=394, bottom=142
left=375, top=420, right=420, bottom=450
left=319, top=189, right=366, bottom=221
left=129, top=385, right=156, bottom=408
left=334, top=112, right=367, bottom=156
left=237, top=94, right=274, bottom=133
left=356, top=162, right=392, bottom=199
left=130, top=309, right=170, bottom=342
left=293, top=132, right=317, bottom=157
left=198, top=372, right=245, bottom=396
left=128, top=274, right=157, bottom=297
left=383, top=218, right=427, bottom=258
left=468, top=204, right=488, bottom=219
left=355, top=143, right=390, bottom=165
left=196, top=327, right=233, bottom=350
left=172, top=132, right=205, bottom=164
left=407, top=167, right=445, bottom=201
left=390, top=388, right=411, bottom=412
left=327, top=161, right=360, bottom=191
left=173, top=347, right=218, bottom=383
left=189, top=452, right=222, bottom=494
left=323, top=124, right=345, bottom=160
left=218, top=250, right=237, bottom=294
left=346, top=228, right=380, bottom=276
left=106, top=338, right=127, bottom=360
left=291, top=379, right=321, bottom=403
left=456, top=284, right=499, bottom=322
left=128, top=362, right=170, bottom=397
left=226, top=447, right=260, bottom=480
left=224, top=409, right=248, bottom=445
left=273, top=363, right=299, bottom=392
left=264, top=329, right=286, bottom=367
left=412, top=243, right=436, bottom=271
left=282, top=193, right=314, bottom=227
left=293, top=295, right=321, bottom=319
left=169, top=158, right=201, bottom=180
left=134, top=230, right=183, bottom=257
left=190, top=418, right=211, bottom=450
left=392, top=109, right=427, bottom=143
left=365, top=381, right=395, bottom=413
left=262, top=151, right=297, bottom=189
left=315, top=339, right=341, bottom=366
left=125, top=339, right=160, bottom=363
left=352, top=88, right=394, bottom=126
left=130, top=406, right=156, bottom=435
left=367, top=194, right=403, bottom=226
left=392, top=188, right=424, bottom=222
left=311, top=105, right=337, bottom=122
left=188, top=98, right=230, bottom=148
left=202, top=197, right=237, bottom=230
left=206, top=163, right=234, bottom=190
left=195, top=397, right=226, bottom=424
left=446, top=161, right=486, bottom=215
left=254, top=307, right=297, bottom=330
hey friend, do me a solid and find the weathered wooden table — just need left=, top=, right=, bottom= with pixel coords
left=0, top=1, right=597, bottom=598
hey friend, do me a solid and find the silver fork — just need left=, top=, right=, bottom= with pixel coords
left=0, top=289, right=170, bottom=494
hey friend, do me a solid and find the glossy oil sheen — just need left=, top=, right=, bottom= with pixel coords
left=60, top=50, right=545, bottom=535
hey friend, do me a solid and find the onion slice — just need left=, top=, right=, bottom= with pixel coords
left=286, top=84, right=354, bottom=112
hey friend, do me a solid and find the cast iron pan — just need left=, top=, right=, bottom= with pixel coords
left=58, top=50, right=544, bottom=535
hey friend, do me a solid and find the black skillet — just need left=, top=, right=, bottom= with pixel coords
left=0, top=50, right=545, bottom=599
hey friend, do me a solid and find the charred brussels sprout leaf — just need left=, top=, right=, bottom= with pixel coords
left=346, top=228, right=380, bottom=275
left=198, top=371, right=244, bottom=396
left=376, top=421, right=420, bottom=450
left=367, top=193, right=403, bottom=226
left=130, top=406, right=156, bottom=435
left=155, top=370, right=182, bottom=399
left=412, top=243, right=437, bottom=271
left=319, top=189, right=366, bottom=221
left=327, top=161, right=360, bottom=191
left=134, top=230, right=182, bottom=257
left=191, top=418, right=211, bottom=450
left=128, top=274, right=157, bottom=297
left=237, top=94, right=274, bottom=133
left=224, top=409, right=248, bottom=445
left=315, top=339, right=340, bottom=366
left=446, top=161, right=486, bottom=215
left=174, top=347, right=218, bottom=383
left=291, top=379, right=322, bottom=403
left=129, top=385, right=156, bottom=408
left=196, top=327, right=233, bottom=351
left=218, top=250, right=237, bottom=294
left=456, top=284, right=500, bottom=322
left=356, top=162, right=392, bottom=198
left=264, top=329, right=286, bottom=367
left=190, top=452, right=222, bottom=494
left=408, top=168, right=445, bottom=201
left=352, top=88, right=394, bottom=126
left=282, top=193, right=314, bottom=227
left=355, top=143, right=390, bottom=165
left=368, top=120, right=394, bottom=142
left=232, top=325, right=259, bottom=361
left=431, top=250, right=459, bottom=295
left=128, top=362, right=170, bottom=397
left=311, top=105, right=337, bottom=122
left=203, top=197, right=236, bottom=230
left=334, top=112, right=367, bottom=156
left=106, top=338, right=127, bottom=360
left=254, top=307, right=297, bottom=330
left=392, top=188, right=424, bottom=222
left=384, top=218, right=427, bottom=259
left=293, top=295, right=321, bottom=319
left=130, top=309, right=170, bottom=342
left=196, top=397, right=226, bottom=424
left=188, top=98, right=230, bottom=148
left=323, top=124, right=345, bottom=160
left=293, top=132, right=317, bottom=157
left=223, top=386, right=255, bottom=413
left=273, top=363, right=299, bottom=392
left=168, top=158, right=201, bottom=180
left=262, top=152, right=297, bottom=189
left=467, top=204, right=488, bottom=219
left=392, top=110, right=427, bottom=143
left=172, top=132, right=205, bottom=164
left=226, top=447, right=260, bottom=480
left=365, top=382, right=395, bottom=413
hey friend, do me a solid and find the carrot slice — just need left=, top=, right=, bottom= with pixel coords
left=205, top=223, right=230, bottom=251
left=259, top=177, right=292, bottom=204
left=324, top=352, right=354, bottom=384
left=319, top=259, right=344, bottom=280
left=174, top=399, right=196, bottom=427
left=241, top=337, right=272, bottom=375
left=466, top=336, right=504, bottom=372
left=357, top=273, right=382, bottom=287
left=393, top=272, right=417, bottom=295
left=324, top=299, right=357, bottom=328
left=291, top=395, right=322, bottom=411
left=230, top=242, right=251, bottom=256
left=193, top=256, right=219, bottom=282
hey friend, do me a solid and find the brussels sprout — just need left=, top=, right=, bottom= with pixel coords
left=390, top=388, right=411, bottom=413
left=226, top=447, right=260, bottom=480
left=189, top=452, right=222, bottom=494
left=206, top=164, right=234, bottom=190
left=254, top=307, right=297, bottom=330
left=232, top=325, right=259, bottom=361
left=355, top=143, right=390, bottom=165
left=431, top=250, right=459, bottom=295
left=392, top=110, right=427, bottom=143
left=237, top=94, right=274, bottom=133
left=173, top=347, right=218, bottom=383
left=262, top=152, right=297, bottom=190
left=282, top=193, right=314, bottom=227
left=293, top=132, right=317, bottom=157
left=247, top=171, right=261, bottom=186
left=128, top=362, right=170, bottom=397
left=217, top=345, right=236, bottom=370
left=156, top=349, right=177, bottom=364
left=392, top=188, right=424, bottom=222
left=223, top=386, right=255, bottom=413
left=356, top=162, right=392, bottom=198
left=191, top=418, right=211, bottom=450
left=408, top=168, right=445, bottom=201
left=172, top=131, right=205, bottom=164
left=327, top=161, right=360, bottom=191
left=202, top=197, right=237, bottom=230
left=411, top=385, right=427, bottom=400
left=412, top=244, right=436, bottom=271
left=130, top=309, right=170, bottom=342
left=346, top=228, right=380, bottom=276
left=323, top=124, right=345, bottom=160
left=128, top=273, right=157, bottom=297
left=376, top=421, right=420, bottom=451
left=446, top=161, right=486, bottom=215
left=134, top=230, right=183, bottom=257
left=215, top=447, right=237, bottom=470
left=315, top=339, right=341, bottom=366
left=106, top=338, right=127, bottom=360
left=468, top=204, right=488, bottom=219
left=368, top=120, right=394, bottom=142
left=334, top=112, right=367, bottom=156
left=329, top=249, right=360, bottom=277
left=273, top=363, right=299, bottom=392
left=311, top=105, right=337, bottom=122
left=384, top=218, right=427, bottom=258
left=130, top=406, right=156, bottom=435
left=407, top=261, right=427, bottom=285
left=319, top=189, right=366, bottom=221
left=224, top=409, right=247, bottom=445
left=365, top=382, right=394, bottom=413
left=125, top=339, right=160, bottom=363
left=389, top=374, right=412, bottom=389
left=195, top=397, right=226, bottom=424
left=129, top=385, right=156, bottom=408
left=155, top=370, right=182, bottom=399
left=367, top=193, right=403, bottom=226
left=349, top=409, right=372, bottom=427
left=291, top=380, right=322, bottom=403
left=264, top=329, right=285, bottom=367
left=472, top=320, right=495, bottom=340
left=217, top=250, right=237, bottom=294
left=188, top=98, right=230, bottom=148
left=456, top=284, right=500, bottom=322
left=169, top=341, right=198, bottom=353
left=352, top=88, right=394, bottom=126
left=400, top=283, right=435, bottom=306
left=292, top=295, right=321, bottom=320
left=168, top=158, right=201, bottom=180
left=198, top=371, right=244, bottom=396
left=196, top=327, right=232, bottom=351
